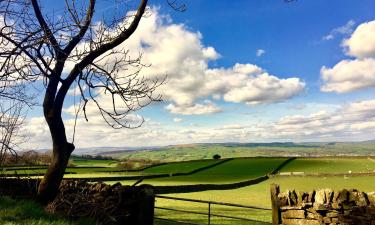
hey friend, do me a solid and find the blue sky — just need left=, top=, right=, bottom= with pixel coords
left=17, top=0, right=375, bottom=149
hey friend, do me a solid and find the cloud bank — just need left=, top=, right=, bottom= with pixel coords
left=21, top=99, right=375, bottom=149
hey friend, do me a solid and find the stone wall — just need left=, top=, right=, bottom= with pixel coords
left=0, top=178, right=155, bottom=225
left=0, top=178, right=38, bottom=198
left=47, top=180, right=155, bottom=225
left=271, top=184, right=375, bottom=225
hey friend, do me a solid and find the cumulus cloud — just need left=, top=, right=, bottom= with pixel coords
left=322, top=20, right=355, bottom=41
left=256, top=49, right=266, bottom=57
left=166, top=101, right=222, bottom=115
left=321, top=20, right=375, bottom=93
left=223, top=74, right=305, bottom=105
left=173, top=118, right=183, bottom=123
left=321, top=58, right=375, bottom=93
left=342, top=20, right=375, bottom=58
left=81, top=8, right=305, bottom=115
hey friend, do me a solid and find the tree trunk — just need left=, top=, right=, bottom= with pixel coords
left=37, top=142, right=74, bottom=204
left=37, top=104, right=75, bottom=204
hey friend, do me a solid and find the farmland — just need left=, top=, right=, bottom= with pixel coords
left=3, top=155, right=375, bottom=224
left=279, top=157, right=375, bottom=174
left=96, top=141, right=375, bottom=161
left=144, top=157, right=287, bottom=184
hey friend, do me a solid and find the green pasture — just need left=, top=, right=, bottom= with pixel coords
left=143, top=159, right=220, bottom=174
left=70, top=158, right=118, bottom=167
left=154, top=175, right=375, bottom=224
left=2, top=157, right=375, bottom=225
left=110, top=142, right=375, bottom=161
left=142, top=158, right=286, bottom=184
left=280, top=157, right=375, bottom=174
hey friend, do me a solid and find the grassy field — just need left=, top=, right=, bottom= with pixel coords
left=101, top=142, right=375, bottom=161
left=154, top=175, right=375, bottom=224
left=141, top=158, right=287, bottom=184
left=70, top=157, right=118, bottom=167
left=280, top=157, right=375, bottom=174
left=0, top=196, right=96, bottom=225
left=143, top=159, right=219, bottom=174
left=3, top=156, right=375, bottom=225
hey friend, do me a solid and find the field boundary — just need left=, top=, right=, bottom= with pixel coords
left=154, top=175, right=269, bottom=194
left=153, top=157, right=296, bottom=194
left=269, top=157, right=296, bottom=175
left=63, top=158, right=234, bottom=182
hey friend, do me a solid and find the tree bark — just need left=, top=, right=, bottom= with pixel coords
left=37, top=108, right=75, bottom=204
left=37, top=142, right=74, bottom=204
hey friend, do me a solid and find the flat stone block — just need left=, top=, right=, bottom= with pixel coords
left=282, top=210, right=306, bottom=219
left=306, top=212, right=323, bottom=221
left=326, top=211, right=339, bottom=218
left=282, top=219, right=322, bottom=225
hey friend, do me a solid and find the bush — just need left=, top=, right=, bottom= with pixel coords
left=116, top=158, right=161, bottom=170
left=213, top=154, right=221, bottom=160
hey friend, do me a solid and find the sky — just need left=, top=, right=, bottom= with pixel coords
left=16, top=0, right=375, bottom=150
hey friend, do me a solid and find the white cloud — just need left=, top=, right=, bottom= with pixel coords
left=322, top=20, right=355, bottom=41
left=173, top=117, right=183, bottom=123
left=256, top=49, right=266, bottom=57
left=321, top=58, right=375, bottom=93
left=321, top=20, right=375, bottom=93
left=342, top=20, right=375, bottom=58
left=270, top=99, right=375, bottom=140
left=223, top=74, right=305, bottom=105
left=166, top=101, right=221, bottom=115
left=21, top=99, right=375, bottom=149
left=83, top=8, right=305, bottom=115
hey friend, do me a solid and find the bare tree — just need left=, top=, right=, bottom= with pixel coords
left=0, top=101, right=25, bottom=166
left=0, top=0, right=166, bottom=203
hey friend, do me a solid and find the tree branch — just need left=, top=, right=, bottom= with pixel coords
left=55, top=0, right=148, bottom=110
left=30, top=0, right=61, bottom=54
left=63, top=0, right=96, bottom=57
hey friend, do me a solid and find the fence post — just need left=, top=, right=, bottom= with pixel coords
left=270, top=184, right=280, bottom=225
left=137, top=185, right=155, bottom=225
left=208, top=202, right=211, bottom=225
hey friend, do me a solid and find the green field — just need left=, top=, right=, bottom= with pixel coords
left=3, top=156, right=375, bottom=225
left=143, top=159, right=219, bottom=174
left=70, top=157, right=118, bottom=167
left=280, top=157, right=375, bottom=174
left=142, top=158, right=286, bottom=184
left=102, top=142, right=375, bottom=161
left=154, top=175, right=375, bottom=224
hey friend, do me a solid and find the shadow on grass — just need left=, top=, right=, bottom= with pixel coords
left=0, top=196, right=97, bottom=225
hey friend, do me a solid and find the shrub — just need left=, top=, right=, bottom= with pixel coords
left=213, top=154, right=221, bottom=160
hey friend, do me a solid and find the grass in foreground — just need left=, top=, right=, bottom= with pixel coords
left=0, top=196, right=97, bottom=225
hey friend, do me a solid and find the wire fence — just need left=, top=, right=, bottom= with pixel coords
left=154, top=195, right=272, bottom=225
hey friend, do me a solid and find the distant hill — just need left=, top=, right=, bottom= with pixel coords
left=70, top=140, right=375, bottom=161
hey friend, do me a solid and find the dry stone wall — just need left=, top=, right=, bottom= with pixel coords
left=272, top=185, right=375, bottom=225
left=0, top=178, right=155, bottom=225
